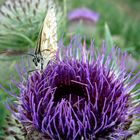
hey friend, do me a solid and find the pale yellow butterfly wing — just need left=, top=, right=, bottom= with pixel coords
left=40, top=0, right=58, bottom=62
left=34, top=0, right=58, bottom=70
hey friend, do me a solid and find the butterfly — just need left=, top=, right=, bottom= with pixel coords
left=32, top=0, right=58, bottom=70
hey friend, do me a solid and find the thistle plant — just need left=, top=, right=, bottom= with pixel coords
left=2, top=36, right=140, bottom=140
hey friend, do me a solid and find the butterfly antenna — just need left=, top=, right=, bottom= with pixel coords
left=27, top=53, right=35, bottom=57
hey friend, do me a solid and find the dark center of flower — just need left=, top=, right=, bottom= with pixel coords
left=54, top=81, right=87, bottom=103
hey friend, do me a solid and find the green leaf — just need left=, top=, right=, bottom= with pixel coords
left=104, top=23, right=117, bottom=68
left=105, top=23, right=114, bottom=53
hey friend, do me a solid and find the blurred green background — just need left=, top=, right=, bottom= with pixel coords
left=0, top=0, right=140, bottom=139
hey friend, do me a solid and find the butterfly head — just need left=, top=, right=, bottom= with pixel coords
left=32, top=54, right=43, bottom=67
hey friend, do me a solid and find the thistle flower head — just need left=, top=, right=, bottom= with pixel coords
left=68, top=8, right=99, bottom=23
left=6, top=36, right=140, bottom=139
left=67, top=8, right=99, bottom=37
left=0, top=0, right=48, bottom=25
left=0, top=0, right=62, bottom=51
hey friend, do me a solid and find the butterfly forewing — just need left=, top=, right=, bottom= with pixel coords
left=34, top=0, right=58, bottom=70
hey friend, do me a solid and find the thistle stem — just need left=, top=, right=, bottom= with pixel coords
left=63, top=0, right=67, bottom=19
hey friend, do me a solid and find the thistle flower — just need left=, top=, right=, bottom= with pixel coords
left=67, top=8, right=99, bottom=36
left=68, top=8, right=99, bottom=23
left=3, top=36, right=140, bottom=139
left=0, top=0, right=62, bottom=52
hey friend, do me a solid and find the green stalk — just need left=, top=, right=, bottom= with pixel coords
left=63, top=0, right=67, bottom=18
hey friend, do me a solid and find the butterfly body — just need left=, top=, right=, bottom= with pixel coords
left=32, top=53, right=43, bottom=70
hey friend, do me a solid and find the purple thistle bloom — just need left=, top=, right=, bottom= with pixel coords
left=67, top=8, right=99, bottom=37
left=68, top=8, right=99, bottom=23
left=7, top=36, right=140, bottom=139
